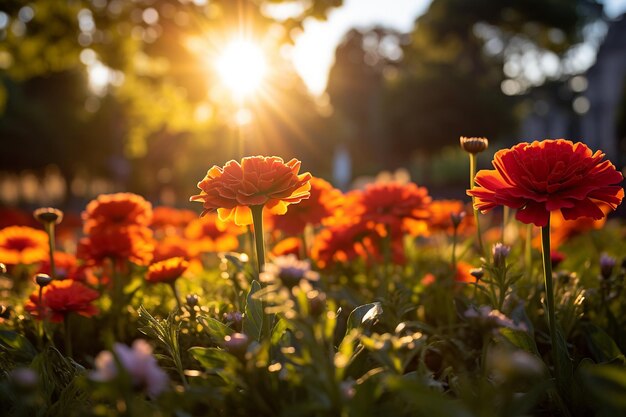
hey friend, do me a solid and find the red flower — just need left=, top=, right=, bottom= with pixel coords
left=469, top=140, right=624, bottom=227
left=153, top=236, right=193, bottom=262
left=83, top=193, right=153, bottom=234
left=77, top=227, right=154, bottom=266
left=190, top=156, right=312, bottom=226
left=428, top=200, right=474, bottom=235
left=25, top=280, right=99, bottom=322
left=357, top=182, right=431, bottom=237
left=146, top=257, right=189, bottom=284
left=271, top=177, right=342, bottom=235
left=0, top=226, right=49, bottom=266
left=151, top=207, right=197, bottom=236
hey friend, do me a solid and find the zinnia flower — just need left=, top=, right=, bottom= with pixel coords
left=77, top=227, right=154, bottom=266
left=270, top=177, right=342, bottom=235
left=184, top=213, right=244, bottom=254
left=25, top=279, right=99, bottom=322
left=91, top=339, right=169, bottom=398
left=190, top=156, right=312, bottom=226
left=146, top=257, right=189, bottom=284
left=151, top=207, right=196, bottom=236
left=153, top=235, right=193, bottom=262
left=83, top=193, right=153, bottom=234
left=468, top=140, right=624, bottom=227
left=428, top=200, right=474, bottom=235
left=0, top=226, right=49, bottom=266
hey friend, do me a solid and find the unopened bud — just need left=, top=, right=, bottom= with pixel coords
left=492, top=243, right=510, bottom=267
left=600, top=254, right=616, bottom=280
left=223, top=311, right=243, bottom=332
left=33, top=207, right=63, bottom=225
left=460, top=136, right=489, bottom=154
left=450, top=211, right=466, bottom=228
left=186, top=294, right=199, bottom=307
left=35, top=273, right=52, bottom=287
left=470, top=268, right=484, bottom=281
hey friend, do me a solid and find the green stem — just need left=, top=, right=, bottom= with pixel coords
left=541, top=219, right=559, bottom=380
left=469, top=153, right=485, bottom=255
left=44, top=223, right=57, bottom=279
left=250, top=205, right=266, bottom=275
left=64, top=314, right=73, bottom=358
left=525, top=223, right=533, bottom=280
left=169, top=281, right=183, bottom=311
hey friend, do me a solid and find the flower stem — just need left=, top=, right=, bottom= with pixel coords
left=44, top=222, right=57, bottom=279
left=169, top=282, right=183, bottom=311
left=525, top=223, right=533, bottom=279
left=451, top=225, right=458, bottom=269
left=469, top=153, right=484, bottom=255
left=250, top=205, right=266, bottom=275
left=502, top=206, right=509, bottom=244
left=541, top=218, right=559, bottom=379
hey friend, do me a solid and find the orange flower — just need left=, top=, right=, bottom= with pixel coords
left=151, top=207, right=196, bottom=235
left=25, top=280, right=99, bottom=322
left=77, top=227, right=154, bottom=266
left=428, top=200, right=474, bottom=235
left=271, top=177, right=342, bottom=235
left=356, top=182, right=431, bottom=238
left=272, top=237, right=302, bottom=258
left=0, top=226, right=49, bottom=266
left=153, top=235, right=193, bottom=262
left=184, top=213, right=244, bottom=254
left=83, top=193, right=153, bottom=234
left=190, top=156, right=312, bottom=226
left=146, top=257, right=189, bottom=284
left=468, top=140, right=624, bottom=227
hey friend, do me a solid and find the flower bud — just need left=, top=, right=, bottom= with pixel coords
left=11, top=368, right=38, bottom=390
left=492, top=243, right=510, bottom=267
left=470, top=268, right=484, bottom=281
left=600, top=254, right=616, bottom=280
left=186, top=294, right=199, bottom=307
left=450, top=211, right=466, bottom=228
left=35, top=273, right=53, bottom=288
left=33, top=207, right=64, bottom=225
left=223, top=311, right=243, bottom=332
left=460, top=136, right=489, bottom=154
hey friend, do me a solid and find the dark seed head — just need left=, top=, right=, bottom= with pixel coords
left=460, top=136, right=489, bottom=154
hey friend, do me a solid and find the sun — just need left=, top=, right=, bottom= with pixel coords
left=215, top=39, right=267, bottom=99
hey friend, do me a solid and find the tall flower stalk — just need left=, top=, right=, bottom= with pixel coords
left=540, top=216, right=558, bottom=377
left=33, top=208, right=63, bottom=280
left=250, top=205, right=266, bottom=274
left=460, top=137, right=488, bottom=255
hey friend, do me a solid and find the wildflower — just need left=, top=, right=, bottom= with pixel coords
left=223, top=333, right=250, bottom=358
left=223, top=311, right=243, bottom=332
left=91, top=339, right=169, bottom=398
left=146, top=257, right=189, bottom=284
left=492, top=243, right=511, bottom=267
left=25, top=279, right=99, bottom=322
left=260, top=255, right=319, bottom=288
left=460, top=136, right=489, bottom=154
left=0, top=226, right=49, bottom=266
left=271, top=176, right=342, bottom=235
left=150, top=207, right=196, bottom=235
left=468, top=140, right=624, bottom=227
left=82, top=193, right=152, bottom=234
left=153, top=235, right=192, bottom=262
left=190, top=156, right=311, bottom=226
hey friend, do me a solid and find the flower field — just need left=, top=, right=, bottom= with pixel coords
left=1, top=139, right=626, bottom=417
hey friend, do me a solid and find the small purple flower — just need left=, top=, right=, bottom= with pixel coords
left=91, top=339, right=169, bottom=398
left=465, top=306, right=525, bottom=333
left=492, top=243, right=511, bottom=267
left=261, top=255, right=319, bottom=288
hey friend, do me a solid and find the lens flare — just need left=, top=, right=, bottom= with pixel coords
left=215, top=39, right=267, bottom=98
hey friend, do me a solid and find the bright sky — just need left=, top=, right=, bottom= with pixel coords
left=290, top=0, right=626, bottom=96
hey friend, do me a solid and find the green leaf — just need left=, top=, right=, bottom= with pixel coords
left=189, top=347, right=236, bottom=371
left=554, top=327, right=575, bottom=408
left=198, top=315, right=234, bottom=341
left=581, top=322, right=625, bottom=364
left=345, top=302, right=382, bottom=335
left=499, top=328, right=540, bottom=356
left=242, top=280, right=264, bottom=341
left=0, top=330, right=37, bottom=362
